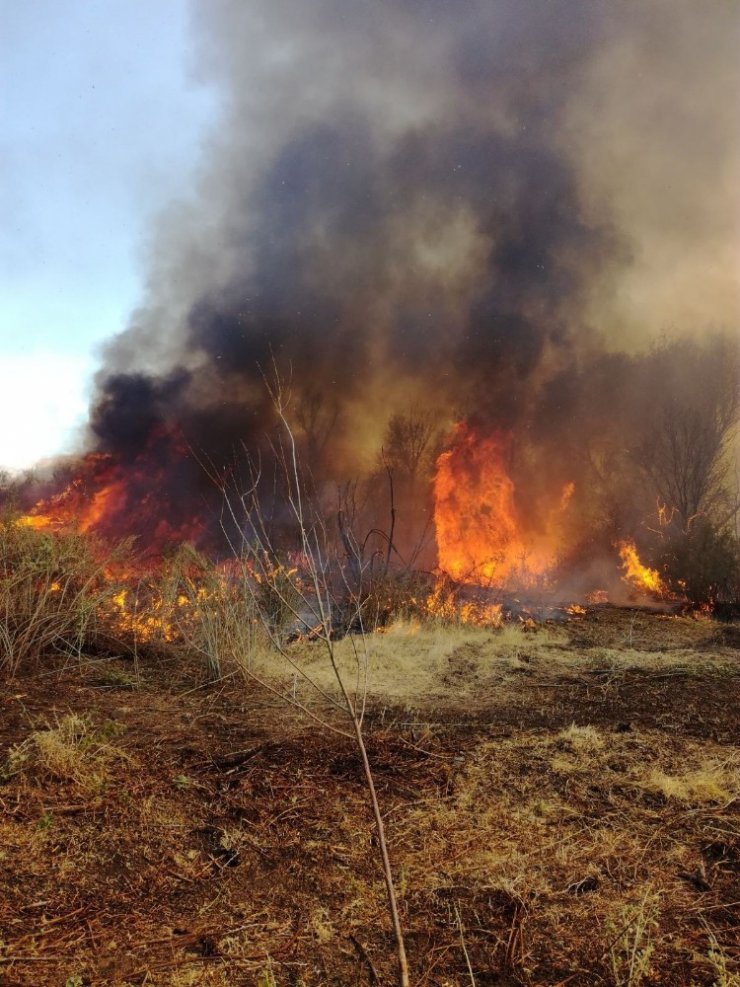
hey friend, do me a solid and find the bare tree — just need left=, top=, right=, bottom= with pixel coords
left=636, top=337, right=739, bottom=530
left=293, top=386, right=339, bottom=481
left=382, top=409, right=441, bottom=487
left=219, top=375, right=411, bottom=987
left=641, top=403, right=736, bottom=528
left=375, top=410, right=443, bottom=570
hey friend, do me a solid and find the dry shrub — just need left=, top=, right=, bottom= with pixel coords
left=657, top=519, right=740, bottom=608
left=160, top=545, right=268, bottom=680
left=0, top=520, right=127, bottom=676
left=1, top=712, right=130, bottom=792
left=353, top=571, right=436, bottom=629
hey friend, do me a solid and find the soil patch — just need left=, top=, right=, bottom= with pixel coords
left=1, top=612, right=738, bottom=985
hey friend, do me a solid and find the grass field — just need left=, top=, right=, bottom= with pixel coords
left=0, top=606, right=738, bottom=986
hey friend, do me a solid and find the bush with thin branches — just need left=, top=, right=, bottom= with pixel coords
left=159, top=544, right=268, bottom=680
left=0, top=519, right=125, bottom=676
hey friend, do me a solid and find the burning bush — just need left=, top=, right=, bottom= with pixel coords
left=159, top=545, right=268, bottom=679
left=0, top=519, right=127, bottom=676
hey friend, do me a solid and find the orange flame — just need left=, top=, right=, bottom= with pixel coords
left=423, top=580, right=504, bottom=626
left=78, top=480, right=128, bottom=533
left=433, top=423, right=571, bottom=587
left=16, top=437, right=206, bottom=553
left=17, top=515, right=53, bottom=530
left=617, top=541, right=667, bottom=597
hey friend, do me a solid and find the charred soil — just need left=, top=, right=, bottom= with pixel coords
left=0, top=609, right=738, bottom=986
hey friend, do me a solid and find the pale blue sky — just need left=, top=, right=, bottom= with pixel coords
left=0, top=0, right=216, bottom=469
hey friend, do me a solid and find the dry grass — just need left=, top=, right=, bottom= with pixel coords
left=0, top=601, right=737, bottom=984
left=249, top=618, right=568, bottom=708
left=705, top=930, right=740, bottom=987
left=641, top=758, right=739, bottom=804
left=1, top=711, right=131, bottom=793
left=248, top=611, right=736, bottom=717
left=390, top=724, right=738, bottom=984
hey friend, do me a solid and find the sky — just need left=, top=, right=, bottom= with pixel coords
left=0, top=0, right=217, bottom=472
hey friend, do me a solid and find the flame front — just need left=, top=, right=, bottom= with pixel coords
left=16, top=436, right=206, bottom=553
left=433, top=423, right=569, bottom=587
left=434, top=424, right=521, bottom=583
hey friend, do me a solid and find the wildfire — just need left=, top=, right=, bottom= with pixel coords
left=17, top=515, right=52, bottom=530
left=17, top=454, right=120, bottom=534
left=433, top=423, right=571, bottom=588
left=8, top=414, right=687, bottom=633
left=15, top=430, right=207, bottom=553
left=617, top=541, right=668, bottom=597
left=424, top=580, right=504, bottom=627
left=106, top=585, right=190, bottom=644
left=78, top=478, right=128, bottom=533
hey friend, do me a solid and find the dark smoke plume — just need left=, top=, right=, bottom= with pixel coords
left=86, top=0, right=738, bottom=552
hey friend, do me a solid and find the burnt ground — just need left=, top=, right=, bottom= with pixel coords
left=0, top=609, right=738, bottom=986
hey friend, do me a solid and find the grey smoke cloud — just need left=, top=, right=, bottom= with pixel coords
left=92, top=0, right=738, bottom=477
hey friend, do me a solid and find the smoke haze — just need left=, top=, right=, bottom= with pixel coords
left=82, top=0, right=738, bottom=551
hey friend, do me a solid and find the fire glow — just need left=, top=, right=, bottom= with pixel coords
left=433, top=423, right=572, bottom=588
left=618, top=541, right=668, bottom=598
left=17, top=432, right=207, bottom=554
left=11, top=417, right=683, bottom=635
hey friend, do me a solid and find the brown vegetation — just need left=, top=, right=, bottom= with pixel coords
left=1, top=603, right=738, bottom=986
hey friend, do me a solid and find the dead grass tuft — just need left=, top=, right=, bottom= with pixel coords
left=2, top=712, right=131, bottom=792
left=557, top=722, right=606, bottom=753
left=640, top=757, right=739, bottom=804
